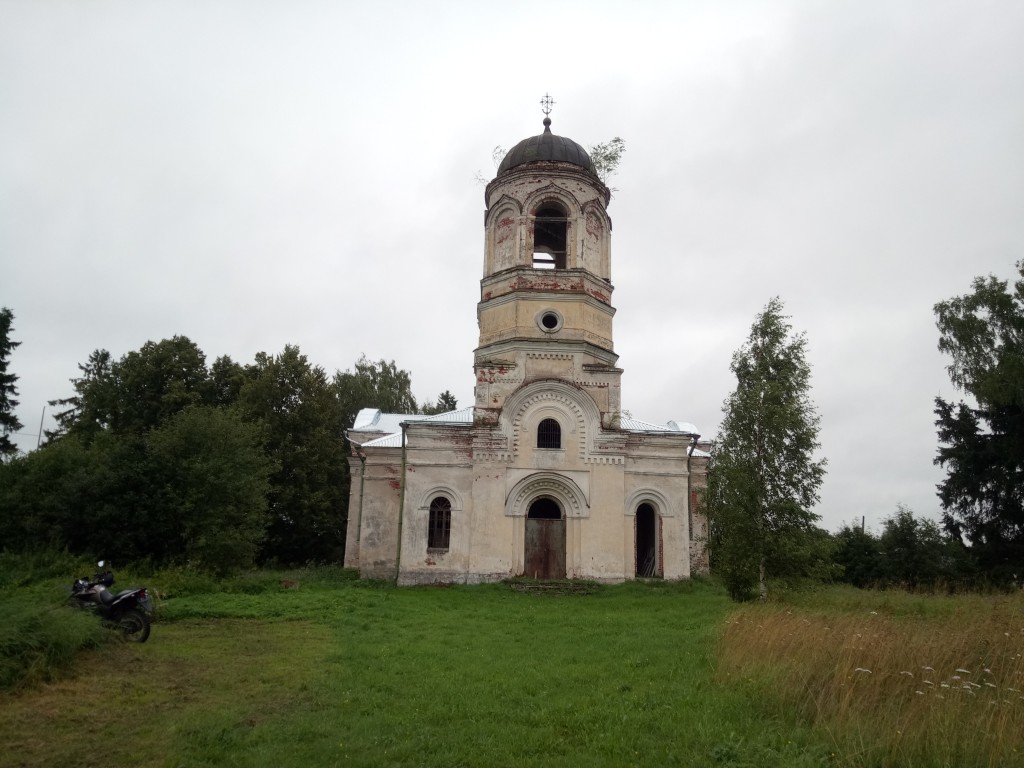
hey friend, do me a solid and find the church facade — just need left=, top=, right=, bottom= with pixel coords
left=343, top=116, right=709, bottom=584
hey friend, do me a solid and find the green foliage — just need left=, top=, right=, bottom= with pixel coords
left=832, top=507, right=978, bottom=591
left=0, top=597, right=105, bottom=690
left=47, top=348, right=116, bottom=442
left=238, top=345, right=348, bottom=565
left=147, top=406, right=273, bottom=572
left=0, top=307, right=23, bottom=461
left=833, top=522, right=884, bottom=588
left=588, top=137, right=626, bottom=185
left=334, top=355, right=418, bottom=428
left=706, top=298, right=827, bottom=601
left=1, top=409, right=272, bottom=571
left=113, top=336, right=214, bottom=433
left=934, top=261, right=1024, bottom=585
left=421, top=389, right=458, bottom=415
left=6, top=338, right=432, bottom=572
left=878, top=505, right=953, bottom=589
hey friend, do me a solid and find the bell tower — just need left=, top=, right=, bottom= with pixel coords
left=474, top=107, right=621, bottom=427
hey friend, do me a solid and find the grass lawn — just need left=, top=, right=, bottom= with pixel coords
left=0, top=575, right=833, bottom=768
left=2, top=571, right=1021, bottom=767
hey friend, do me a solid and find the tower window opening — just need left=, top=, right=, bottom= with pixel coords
left=537, top=418, right=562, bottom=449
left=533, top=203, right=567, bottom=269
left=428, top=497, right=451, bottom=551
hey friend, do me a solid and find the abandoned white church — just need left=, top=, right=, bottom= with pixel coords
left=344, top=113, right=710, bottom=584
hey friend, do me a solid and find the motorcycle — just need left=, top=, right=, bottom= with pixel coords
left=69, top=561, right=153, bottom=643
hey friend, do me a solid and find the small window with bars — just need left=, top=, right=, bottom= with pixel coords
left=537, top=418, right=562, bottom=449
left=428, top=497, right=451, bottom=551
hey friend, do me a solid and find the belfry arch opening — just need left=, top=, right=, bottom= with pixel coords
left=636, top=503, right=660, bottom=578
left=532, top=202, right=568, bottom=269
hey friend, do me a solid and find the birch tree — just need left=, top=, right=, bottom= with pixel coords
left=707, top=298, right=826, bottom=601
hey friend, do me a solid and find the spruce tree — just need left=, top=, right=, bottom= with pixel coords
left=934, top=261, right=1024, bottom=584
left=0, top=308, right=23, bottom=461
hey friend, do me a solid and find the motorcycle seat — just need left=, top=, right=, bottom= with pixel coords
left=99, top=589, right=134, bottom=606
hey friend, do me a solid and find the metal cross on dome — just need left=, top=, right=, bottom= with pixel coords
left=540, top=93, right=555, bottom=117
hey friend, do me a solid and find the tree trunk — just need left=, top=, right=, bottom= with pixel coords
left=759, top=556, right=767, bottom=602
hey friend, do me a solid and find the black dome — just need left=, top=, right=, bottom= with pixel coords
left=497, top=118, right=596, bottom=177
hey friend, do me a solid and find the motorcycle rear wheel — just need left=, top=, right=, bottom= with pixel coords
left=117, top=608, right=151, bottom=643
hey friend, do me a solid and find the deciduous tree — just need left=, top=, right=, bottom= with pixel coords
left=334, top=356, right=418, bottom=429
left=706, top=298, right=827, bottom=601
left=238, top=346, right=348, bottom=564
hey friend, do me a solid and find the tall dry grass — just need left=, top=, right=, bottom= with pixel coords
left=718, top=592, right=1024, bottom=767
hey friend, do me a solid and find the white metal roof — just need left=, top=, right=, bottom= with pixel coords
left=353, top=408, right=704, bottom=451
left=352, top=407, right=473, bottom=449
left=620, top=417, right=701, bottom=435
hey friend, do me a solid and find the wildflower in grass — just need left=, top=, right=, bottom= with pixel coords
left=985, top=682, right=997, bottom=688
left=854, top=668, right=872, bottom=674
left=916, top=690, right=924, bottom=695
left=901, top=671, right=913, bottom=676
left=869, top=611, right=878, bottom=615
left=941, top=683, right=951, bottom=688
left=956, top=668, right=970, bottom=674
left=923, top=666, right=934, bottom=672
left=924, top=680, right=934, bottom=686
left=984, top=668, right=992, bottom=674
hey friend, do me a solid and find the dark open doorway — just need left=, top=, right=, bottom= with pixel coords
left=636, top=503, right=659, bottom=578
left=524, top=498, right=566, bottom=579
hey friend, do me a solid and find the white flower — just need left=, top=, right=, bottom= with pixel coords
left=901, top=671, right=913, bottom=677
left=956, top=668, right=970, bottom=674
left=854, top=668, right=872, bottom=674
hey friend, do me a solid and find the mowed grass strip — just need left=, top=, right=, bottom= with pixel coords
left=0, top=578, right=832, bottom=768
left=0, top=619, right=330, bottom=768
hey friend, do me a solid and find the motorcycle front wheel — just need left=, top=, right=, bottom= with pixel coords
left=117, top=608, right=151, bottom=643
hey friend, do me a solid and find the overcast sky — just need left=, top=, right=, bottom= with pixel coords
left=3, top=1, right=1022, bottom=533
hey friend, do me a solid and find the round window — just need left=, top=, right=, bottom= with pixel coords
left=537, top=310, right=563, bottom=333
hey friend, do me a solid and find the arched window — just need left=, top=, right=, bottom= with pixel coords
left=428, top=497, right=451, bottom=551
left=533, top=202, right=567, bottom=269
left=537, top=418, right=562, bottom=449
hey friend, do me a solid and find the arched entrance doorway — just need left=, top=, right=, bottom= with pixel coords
left=525, top=498, right=565, bottom=579
left=636, top=503, right=659, bottom=577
